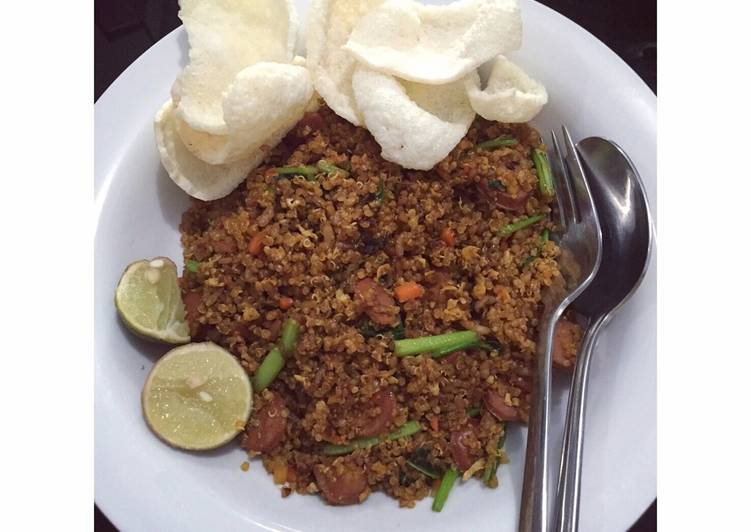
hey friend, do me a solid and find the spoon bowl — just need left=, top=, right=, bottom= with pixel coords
left=553, top=137, right=653, bottom=532
left=573, top=138, right=653, bottom=315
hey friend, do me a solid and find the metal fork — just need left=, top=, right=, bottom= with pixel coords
left=519, top=126, right=603, bottom=532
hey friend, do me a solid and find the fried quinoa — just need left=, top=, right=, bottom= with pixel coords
left=179, top=104, right=580, bottom=507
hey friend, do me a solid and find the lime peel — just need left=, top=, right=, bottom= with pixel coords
left=114, top=257, right=190, bottom=344
left=142, top=342, right=253, bottom=451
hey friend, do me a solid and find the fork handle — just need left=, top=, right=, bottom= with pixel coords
left=519, top=314, right=559, bottom=532
left=554, top=315, right=607, bottom=532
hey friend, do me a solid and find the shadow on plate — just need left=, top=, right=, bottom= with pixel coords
left=117, top=313, right=172, bottom=362
left=179, top=440, right=244, bottom=459
left=176, top=27, right=189, bottom=67
left=155, top=161, right=191, bottom=231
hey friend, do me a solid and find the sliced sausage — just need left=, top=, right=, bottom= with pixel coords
left=553, top=319, right=582, bottom=368
left=314, top=464, right=369, bottom=505
left=242, top=394, right=287, bottom=453
left=509, top=374, right=532, bottom=393
left=358, top=390, right=396, bottom=438
left=495, top=191, right=530, bottom=213
left=354, top=278, right=400, bottom=326
left=212, top=236, right=237, bottom=254
left=449, top=425, right=478, bottom=472
left=284, top=112, right=325, bottom=151
left=478, top=180, right=529, bottom=213
left=484, top=389, right=521, bottom=421
left=295, top=111, right=325, bottom=135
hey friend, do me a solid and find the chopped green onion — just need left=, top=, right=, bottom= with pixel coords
left=406, top=460, right=441, bottom=480
left=322, top=436, right=380, bottom=456
left=520, top=255, right=537, bottom=268
left=482, top=455, right=497, bottom=485
left=478, top=136, right=518, bottom=150
left=279, top=318, right=299, bottom=355
left=488, top=179, right=507, bottom=191
left=253, top=319, right=299, bottom=391
left=427, top=336, right=502, bottom=358
left=497, top=214, right=546, bottom=237
left=432, top=468, right=459, bottom=512
left=497, top=423, right=507, bottom=449
left=466, top=406, right=481, bottom=418
left=185, top=259, right=199, bottom=273
left=430, top=344, right=468, bottom=359
left=252, top=346, right=284, bottom=392
left=482, top=423, right=507, bottom=486
left=482, top=457, right=495, bottom=484
left=275, top=165, right=318, bottom=180
left=386, top=420, right=421, bottom=440
left=540, top=228, right=550, bottom=244
left=322, top=421, right=422, bottom=455
left=317, top=159, right=349, bottom=177
left=375, top=177, right=386, bottom=202
left=430, top=336, right=502, bottom=357
left=532, top=148, right=555, bottom=197
left=395, top=331, right=479, bottom=357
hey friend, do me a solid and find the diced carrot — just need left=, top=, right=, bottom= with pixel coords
left=441, top=227, right=456, bottom=247
left=394, top=281, right=425, bottom=303
left=278, top=297, right=294, bottom=310
left=430, top=417, right=439, bottom=432
left=249, top=232, right=265, bottom=255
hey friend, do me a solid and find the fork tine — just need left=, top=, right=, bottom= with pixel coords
left=550, top=130, right=578, bottom=228
left=561, top=125, right=596, bottom=224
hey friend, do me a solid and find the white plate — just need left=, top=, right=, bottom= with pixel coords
left=95, top=1, right=656, bottom=530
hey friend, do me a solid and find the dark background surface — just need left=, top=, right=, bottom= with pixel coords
left=94, top=0, right=656, bottom=530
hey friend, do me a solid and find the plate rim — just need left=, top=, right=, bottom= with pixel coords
left=95, top=1, right=656, bottom=530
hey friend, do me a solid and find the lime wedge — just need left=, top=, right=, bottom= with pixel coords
left=142, top=342, right=253, bottom=450
left=114, top=257, right=190, bottom=344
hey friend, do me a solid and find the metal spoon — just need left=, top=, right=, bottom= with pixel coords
left=553, top=138, right=653, bottom=532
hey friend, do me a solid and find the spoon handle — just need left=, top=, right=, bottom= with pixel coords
left=554, top=315, right=608, bottom=532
